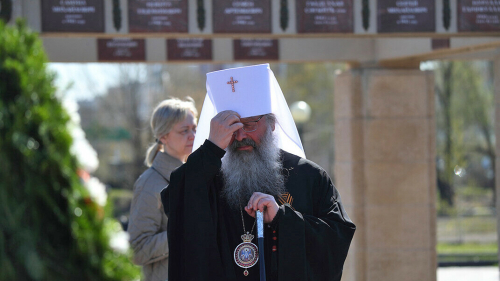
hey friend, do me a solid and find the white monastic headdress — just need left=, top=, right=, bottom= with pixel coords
left=193, top=64, right=306, bottom=158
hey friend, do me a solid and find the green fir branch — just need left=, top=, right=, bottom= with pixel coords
left=362, top=0, right=369, bottom=31
left=443, top=0, right=451, bottom=30
left=280, top=0, right=289, bottom=31
left=113, top=0, right=122, bottom=32
left=197, top=0, right=206, bottom=31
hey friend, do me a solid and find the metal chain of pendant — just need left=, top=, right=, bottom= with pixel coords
left=234, top=206, right=259, bottom=276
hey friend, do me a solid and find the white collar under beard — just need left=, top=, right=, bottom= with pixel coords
left=221, top=126, right=285, bottom=210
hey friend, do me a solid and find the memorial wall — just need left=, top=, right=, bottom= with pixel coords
left=128, top=0, right=188, bottom=33
left=212, top=0, right=271, bottom=33
left=458, top=0, right=500, bottom=32
left=296, top=0, right=353, bottom=33
left=377, top=0, right=435, bottom=33
left=41, top=0, right=105, bottom=32
left=22, top=0, right=500, bottom=62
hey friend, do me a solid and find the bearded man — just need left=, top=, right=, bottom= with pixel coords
left=161, top=64, right=355, bottom=281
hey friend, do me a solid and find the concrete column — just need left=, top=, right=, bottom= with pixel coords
left=334, top=68, right=437, bottom=281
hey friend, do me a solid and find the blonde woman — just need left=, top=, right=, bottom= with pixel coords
left=128, top=98, right=197, bottom=281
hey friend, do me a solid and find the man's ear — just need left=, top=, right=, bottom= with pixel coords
left=271, top=123, right=275, bottom=131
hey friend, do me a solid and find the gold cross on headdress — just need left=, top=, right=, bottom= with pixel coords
left=227, top=77, right=238, bottom=92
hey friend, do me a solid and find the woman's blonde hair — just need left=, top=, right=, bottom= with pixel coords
left=144, top=97, right=197, bottom=167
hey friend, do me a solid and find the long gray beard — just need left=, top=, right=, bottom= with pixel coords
left=221, top=127, right=285, bottom=210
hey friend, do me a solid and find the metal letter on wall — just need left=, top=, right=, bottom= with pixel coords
left=213, top=0, right=271, bottom=33
left=41, top=0, right=104, bottom=32
left=377, top=0, right=435, bottom=33
left=296, top=0, right=354, bottom=33
left=128, top=0, right=188, bottom=33
left=458, top=0, right=500, bottom=32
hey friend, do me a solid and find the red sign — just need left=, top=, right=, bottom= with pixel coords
left=128, top=0, right=188, bottom=33
left=167, top=39, right=212, bottom=61
left=458, top=0, right=500, bottom=32
left=98, top=39, right=146, bottom=62
left=296, top=0, right=354, bottom=33
left=41, top=0, right=104, bottom=32
left=213, top=0, right=271, bottom=33
left=234, top=39, right=279, bottom=61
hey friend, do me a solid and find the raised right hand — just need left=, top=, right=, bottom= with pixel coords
left=208, top=110, right=243, bottom=149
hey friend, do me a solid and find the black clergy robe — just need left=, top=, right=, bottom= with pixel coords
left=161, top=140, right=356, bottom=281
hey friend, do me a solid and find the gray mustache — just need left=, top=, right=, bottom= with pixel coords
left=231, top=138, right=257, bottom=149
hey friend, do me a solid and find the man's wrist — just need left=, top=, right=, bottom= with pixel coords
left=204, top=139, right=226, bottom=159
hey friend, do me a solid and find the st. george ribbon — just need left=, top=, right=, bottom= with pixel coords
left=256, top=210, right=266, bottom=281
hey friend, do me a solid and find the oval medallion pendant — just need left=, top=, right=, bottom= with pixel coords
left=234, top=232, right=259, bottom=275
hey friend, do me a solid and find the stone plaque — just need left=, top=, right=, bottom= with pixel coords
left=128, top=0, right=188, bottom=33
left=233, top=39, right=279, bottom=60
left=296, top=0, right=354, bottom=33
left=167, top=39, right=212, bottom=61
left=213, top=0, right=271, bottom=33
left=378, top=0, right=435, bottom=33
left=458, top=0, right=500, bottom=32
left=41, top=0, right=104, bottom=32
left=98, top=38, right=146, bottom=61
left=431, top=38, right=450, bottom=50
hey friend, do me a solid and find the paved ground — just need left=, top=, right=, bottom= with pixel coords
left=438, top=266, right=499, bottom=281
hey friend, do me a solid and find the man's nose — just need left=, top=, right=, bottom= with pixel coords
left=234, top=128, right=247, bottom=141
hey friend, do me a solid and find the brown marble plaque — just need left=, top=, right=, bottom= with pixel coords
left=234, top=39, right=279, bottom=60
left=128, top=0, right=188, bottom=33
left=378, top=0, right=435, bottom=33
left=167, top=39, right=212, bottom=61
left=431, top=38, right=450, bottom=50
left=41, top=0, right=104, bottom=32
left=213, top=0, right=271, bottom=33
left=296, top=0, right=354, bottom=33
left=458, top=0, right=500, bottom=32
left=98, top=38, right=146, bottom=61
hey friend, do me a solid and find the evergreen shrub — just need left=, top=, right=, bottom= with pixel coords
left=0, top=20, right=140, bottom=280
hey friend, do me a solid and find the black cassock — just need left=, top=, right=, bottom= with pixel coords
left=161, top=140, right=356, bottom=281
